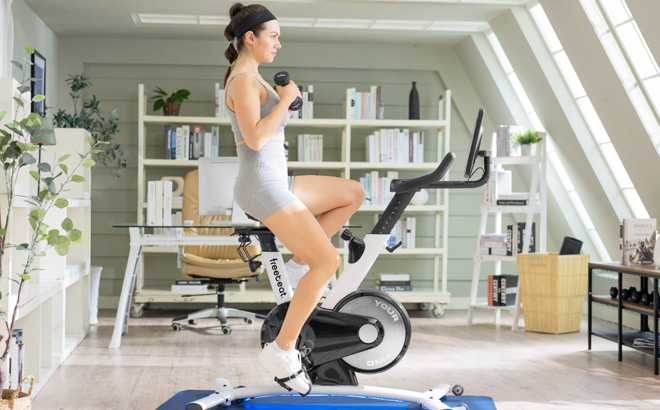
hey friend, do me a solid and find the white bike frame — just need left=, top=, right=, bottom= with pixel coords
left=260, top=233, right=391, bottom=309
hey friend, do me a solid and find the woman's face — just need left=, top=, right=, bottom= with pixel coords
left=253, top=19, right=281, bottom=63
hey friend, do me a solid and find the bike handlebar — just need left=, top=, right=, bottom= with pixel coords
left=390, top=151, right=491, bottom=193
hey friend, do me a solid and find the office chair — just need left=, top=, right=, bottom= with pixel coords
left=171, top=170, right=265, bottom=335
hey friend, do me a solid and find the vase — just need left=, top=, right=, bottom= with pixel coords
left=409, top=81, right=419, bottom=120
left=520, top=144, right=536, bottom=157
left=163, top=102, right=181, bottom=116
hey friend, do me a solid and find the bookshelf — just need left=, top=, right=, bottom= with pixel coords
left=134, top=84, right=452, bottom=318
left=1, top=78, right=92, bottom=396
left=467, top=136, right=547, bottom=330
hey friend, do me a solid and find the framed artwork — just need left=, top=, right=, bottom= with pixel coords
left=30, top=50, right=46, bottom=116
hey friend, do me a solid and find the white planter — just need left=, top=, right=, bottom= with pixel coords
left=89, top=266, right=103, bottom=324
left=520, top=144, right=536, bottom=156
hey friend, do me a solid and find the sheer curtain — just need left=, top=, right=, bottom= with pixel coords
left=1, top=0, right=14, bottom=77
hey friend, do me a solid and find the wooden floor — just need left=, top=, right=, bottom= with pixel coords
left=33, top=308, right=660, bottom=410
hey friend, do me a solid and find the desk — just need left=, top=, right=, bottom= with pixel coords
left=109, top=223, right=254, bottom=349
left=588, top=261, right=660, bottom=374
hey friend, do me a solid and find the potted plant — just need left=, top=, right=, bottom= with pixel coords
left=150, top=87, right=191, bottom=116
left=0, top=45, right=102, bottom=394
left=52, top=74, right=127, bottom=177
left=511, top=129, right=542, bottom=156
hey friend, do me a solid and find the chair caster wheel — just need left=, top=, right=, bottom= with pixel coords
left=452, top=384, right=464, bottom=396
left=245, top=318, right=254, bottom=325
left=188, top=319, right=198, bottom=325
left=172, top=323, right=183, bottom=331
left=222, top=326, right=232, bottom=335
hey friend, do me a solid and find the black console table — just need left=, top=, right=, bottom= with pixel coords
left=588, top=262, right=660, bottom=375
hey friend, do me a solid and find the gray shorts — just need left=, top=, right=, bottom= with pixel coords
left=233, top=140, right=297, bottom=221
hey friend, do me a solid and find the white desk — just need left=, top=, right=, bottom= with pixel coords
left=109, top=224, right=251, bottom=349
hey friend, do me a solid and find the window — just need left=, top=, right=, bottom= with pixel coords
left=486, top=29, right=611, bottom=260
left=530, top=2, right=649, bottom=220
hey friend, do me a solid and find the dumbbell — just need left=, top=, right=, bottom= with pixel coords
left=274, top=71, right=303, bottom=111
left=641, top=291, right=654, bottom=306
left=629, top=286, right=641, bottom=303
left=611, top=286, right=630, bottom=300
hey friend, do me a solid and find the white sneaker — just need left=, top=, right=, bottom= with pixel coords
left=285, top=259, right=333, bottom=297
left=258, top=342, right=312, bottom=396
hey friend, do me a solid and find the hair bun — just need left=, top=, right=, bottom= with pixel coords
left=229, top=2, right=245, bottom=18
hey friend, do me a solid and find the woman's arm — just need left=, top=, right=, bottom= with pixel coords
left=231, top=75, right=298, bottom=151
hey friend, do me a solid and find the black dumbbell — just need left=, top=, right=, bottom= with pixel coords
left=274, top=71, right=303, bottom=111
left=629, top=287, right=641, bottom=303
left=610, top=287, right=618, bottom=299
left=641, top=291, right=654, bottom=306
left=621, top=288, right=630, bottom=301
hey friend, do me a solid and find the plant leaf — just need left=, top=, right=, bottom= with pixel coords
left=62, top=217, right=74, bottom=232
left=37, top=162, right=51, bottom=172
left=17, top=274, right=31, bottom=281
left=32, top=94, right=46, bottom=103
left=71, top=175, right=85, bottom=183
left=58, top=163, right=68, bottom=174
left=23, top=44, right=35, bottom=54
left=57, top=154, right=70, bottom=163
left=55, top=198, right=69, bottom=208
left=29, top=170, right=40, bottom=181
left=82, top=158, right=96, bottom=168
left=68, top=229, right=82, bottom=243
left=21, top=152, right=36, bottom=165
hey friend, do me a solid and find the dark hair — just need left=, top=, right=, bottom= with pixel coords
left=224, top=3, right=271, bottom=87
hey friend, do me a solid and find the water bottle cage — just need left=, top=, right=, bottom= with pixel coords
left=237, top=234, right=263, bottom=272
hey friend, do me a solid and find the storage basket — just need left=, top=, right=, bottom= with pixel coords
left=0, top=376, right=34, bottom=410
left=518, top=253, right=590, bottom=334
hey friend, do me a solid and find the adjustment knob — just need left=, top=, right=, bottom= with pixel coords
left=341, top=229, right=354, bottom=241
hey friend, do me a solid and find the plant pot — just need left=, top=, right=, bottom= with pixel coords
left=163, top=102, right=181, bottom=116
left=0, top=376, right=34, bottom=410
left=520, top=143, right=536, bottom=157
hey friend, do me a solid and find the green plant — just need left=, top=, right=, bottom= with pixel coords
left=53, top=74, right=127, bottom=177
left=0, top=45, right=104, bottom=389
left=511, top=129, right=542, bottom=145
left=150, top=87, right=191, bottom=112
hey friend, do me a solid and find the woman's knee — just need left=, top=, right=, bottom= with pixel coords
left=308, top=248, right=341, bottom=280
left=348, top=179, right=365, bottom=207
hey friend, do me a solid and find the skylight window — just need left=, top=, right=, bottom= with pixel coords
left=530, top=1, right=649, bottom=220
left=486, top=30, right=611, bottom=260
left=580, top=0, right=660, bottom=157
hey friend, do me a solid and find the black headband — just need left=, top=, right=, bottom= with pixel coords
left=232, top=8, right=277, bottom=39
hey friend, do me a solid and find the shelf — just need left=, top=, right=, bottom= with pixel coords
left=474, top=254, right=518, bottom=262
left=288, top=161, right=347, bottom=170
left=491, top=156, right=535, bottom=165
left=347, top=119, right=447, bottom=129
left=593, top=331, right=660, bottom=358
left=141, top=159, right=442, bottom=171
left=12, top=281, right=61, bottom=321
left=481, top=204, right=539, bottom=214
left=349, top=162, right=439, bottom=170
left=65, top=261, right=91, bottom=287
left=384, top=248, right=444, bottom=255
left=143, top=115, right=231, bottom=125
left=141, top=116, right=447, bottom=129
left=143, top=159, right=199, bottom=167
left=592, top=295, right=658, bottom=316
left=469, top=303, right=517, bottom=311
left=67, top=199, right=91, bottom=207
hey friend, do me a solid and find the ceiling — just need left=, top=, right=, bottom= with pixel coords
left=22, top=0, right=530, bottom=46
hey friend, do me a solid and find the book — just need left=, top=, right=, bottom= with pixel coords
left=378, top=285, right=412, bottom=292
left=164, top=125, right=172, bottom=159
left=506, top=222, right=536, bottom=255
left=621, top=218, right=657, bottom=265
left=498, top=275, right=518, bottom=306
left=175, top=280, right=205, bottom=285
left=171, top=284, right=211, bottom=294
left=379, top=273, right=410, bottom=282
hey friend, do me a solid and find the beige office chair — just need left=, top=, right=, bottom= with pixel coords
left=171, top=170, right=264, bottom=335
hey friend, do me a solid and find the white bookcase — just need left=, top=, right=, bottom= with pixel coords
left=466, top=136, right=547, bottom=330
left=1, top=77, right=92, bottom=396
left=134, top=84, right=452, bottom=317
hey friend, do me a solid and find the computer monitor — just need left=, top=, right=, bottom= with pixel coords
left=464, top=108, right=485, bottom=180
left=198, top=157, right=249, bottom=223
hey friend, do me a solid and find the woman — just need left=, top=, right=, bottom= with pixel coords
left=223, top=3, right=364, bottom=396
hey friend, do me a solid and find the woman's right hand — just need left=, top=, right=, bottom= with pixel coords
left=275, top=80, right=301, bottom=105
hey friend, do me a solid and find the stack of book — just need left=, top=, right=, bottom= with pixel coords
left=365, top=129, right=425, bottom=163
left=171, top=280, right=210, bottom=294
left=487, top=274, right=518, bottom=306
left=345, top=86, right=385, bottom=120
left=360, top=171, right=398, bottom=206
left=291, top=85, right=314, bottom=119
left=296, top=134, right=323, bottom=162
left=215, top=83, right=229, bottom=118
left=164, top=125, right=220, bottom=160
left=378, top=273, right=412, bottom=292
left=506, top=222, right=536, bottom=256
left=496, top=192, right=539, bottom=206
left=495, top=125, right=523, bottom=157
left=8, top=329, right=24, bottom=390
left=479, top=234, right=508, bottom=256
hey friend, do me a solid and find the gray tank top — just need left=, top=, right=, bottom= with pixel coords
left=225, top=72, right=289, bottom=143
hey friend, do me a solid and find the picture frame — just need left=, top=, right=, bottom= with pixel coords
left=30, top=50, right=46, bottom=116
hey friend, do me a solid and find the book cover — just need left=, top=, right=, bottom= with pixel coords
left=499, top=275, right=518, bottom=306
left=621, top=218, right=657, bottom=265
left=516, top=222, right=536, bottom=254
left=488, top=275, right=494, bottom=306
left=492, top=276, right=501, bottom=306
left=164, top=125, right=172, bottom=159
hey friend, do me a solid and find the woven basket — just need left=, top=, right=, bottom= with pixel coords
left=518, top=253, right=590, bottom=333
left=0, top=376, right=34, bottom=410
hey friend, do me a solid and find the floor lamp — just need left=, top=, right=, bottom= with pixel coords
left=31, top=118, right=57, bottom=194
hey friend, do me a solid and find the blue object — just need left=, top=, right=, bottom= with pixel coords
left=155, top=390, right=497, bottom=410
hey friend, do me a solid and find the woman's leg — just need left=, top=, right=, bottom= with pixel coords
left=261, top=198, right=341, bottom=350
left=289, top=175, right=364, bottom=265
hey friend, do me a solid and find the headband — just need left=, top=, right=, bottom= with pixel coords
left=232, top=8, right=277, bottom=39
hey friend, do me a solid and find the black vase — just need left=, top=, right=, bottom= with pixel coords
left=409, top=81, right=420, bottom=120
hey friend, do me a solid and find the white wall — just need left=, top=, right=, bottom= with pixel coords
left=11, top=0, right=58, bottom=112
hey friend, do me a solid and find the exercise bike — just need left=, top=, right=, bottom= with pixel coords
left=186, top=109, right=490, bottom=410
